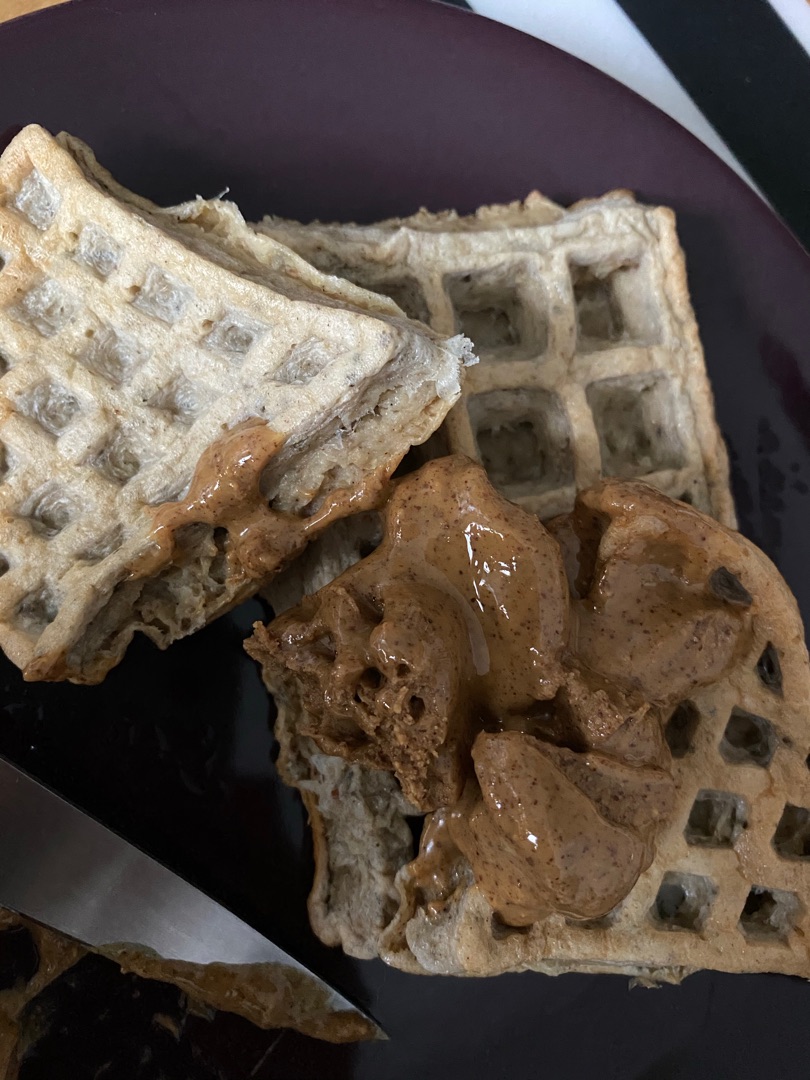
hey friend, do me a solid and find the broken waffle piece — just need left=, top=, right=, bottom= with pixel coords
left=260, top=191, right=735, bottom=526
left=249, top=458, right=810, bottom=981
left=0, top=125, right=473, bottom=683
left=0, top=910, right=375, bottom=1067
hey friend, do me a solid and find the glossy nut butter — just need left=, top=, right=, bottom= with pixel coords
left=249, top=457, right=754, bottom=926
left=130, top=418, right=390, bottom=583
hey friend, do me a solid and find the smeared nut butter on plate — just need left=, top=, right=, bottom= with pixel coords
left=248, top=456, right=756, bottom=927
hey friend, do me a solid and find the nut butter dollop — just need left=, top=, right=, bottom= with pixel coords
left=249, top=459, right=756, bottom=926
left=556, top=481, right=752, bottom=705
left=251, top=455, right=568, bottom=810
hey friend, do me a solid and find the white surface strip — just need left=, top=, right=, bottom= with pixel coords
left=467, top=0, right=759, bottom=191
left=767, top=0, right=810, bottom=55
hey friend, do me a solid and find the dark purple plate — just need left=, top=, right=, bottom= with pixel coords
left=1, top=1, right=809, bottom=1077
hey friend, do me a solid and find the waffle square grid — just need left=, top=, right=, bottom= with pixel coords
left=262, top=192, right=736, bottom=526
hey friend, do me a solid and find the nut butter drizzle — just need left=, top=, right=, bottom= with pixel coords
left=130, top=418, right=390, bottom=584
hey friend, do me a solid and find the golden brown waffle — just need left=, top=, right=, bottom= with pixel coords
left=0, top=126, right=472, bottom=683
left=261, top=192, right=735, bottom=527
left=262, top=482, right=810, bottom=980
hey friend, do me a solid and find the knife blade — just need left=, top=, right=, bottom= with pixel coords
left=0, top=755, right=378, bottom=1033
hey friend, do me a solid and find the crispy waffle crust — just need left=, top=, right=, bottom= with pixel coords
left=261, top=191, right=735, bottom=527
left=260, top=477, right=810, bottom=981
left=0, top=126, right=473, bottom=683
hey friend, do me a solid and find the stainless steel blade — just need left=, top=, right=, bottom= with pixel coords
left=0, top=756, right=374, bottom=1028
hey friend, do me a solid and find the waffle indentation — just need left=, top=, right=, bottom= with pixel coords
left=685, top=790, right=747, bottom=848
left=0, top=442, right=9, bottom=483
left=377, top=277, right=430, bottom=324
left=708, top=567, right=753, bottom=607
left=720, top=708, right=776, bottom=768
left=445, top=268, right=543, bottom=356
left=13, top=280, right=78, bottom=338
left=16, top=585, right=59, bottom=635
left=81, top=328, right=145, bottom=386
left=756, top=641, right=783, bottom=695
left=13, top=169, right=61, bottom=230
left=664, top=700, right=700, bottom=758
left=148, top=373, right=202, bottom=424
left=651, top=872, right=716, bottom=932
left=132, top=266, right=193, bottom=324
left=22, top=484, right=78, bottom=538
left=772, top=804, right=810, bottom=860
left=75, top=223, right=124, bottom=278
left=205, top=310, right=268, bottom=357
left=274, top=339, right=334, bottom=385
left=586, top=372, right=686, bottom=479
left=740, top=886, right=802, bottom=942
left=468, top=388, right=574, bottom=499
left=573, top=266, right=624, bottom=347
left=572, top=259, right=660, bottom=352
left=77, top=524, right=124, bottom=564
left=18, top=380, right=80, bottom=436
left=91, top=428, right=141, bottom=485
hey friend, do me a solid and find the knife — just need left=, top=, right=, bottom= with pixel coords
left=0, top=755, right=378, bottom=1034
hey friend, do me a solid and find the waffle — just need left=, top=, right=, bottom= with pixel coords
left=264, top=513, right=414, bottom=959
left=0, top=126, right=472, bottom=683
left=259, top=190, right=741, bottom=964
left=261, top=192, right=735, bottom=527
left=259, top=476, right=810, bottom=980
left=0, top=910, right=374, bottom=1065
